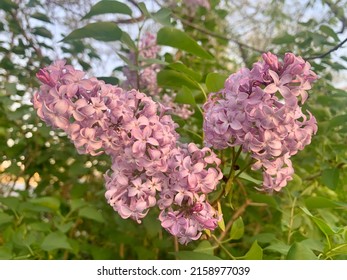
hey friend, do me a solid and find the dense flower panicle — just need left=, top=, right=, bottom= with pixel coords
left=203, top=52, right=318, bottom=191
left=34, top=60, right=222, bottom=243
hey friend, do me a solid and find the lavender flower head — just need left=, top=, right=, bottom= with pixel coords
left=33, top=60, right=222, bottom=244
left=203, top=52, right=318, bottom=191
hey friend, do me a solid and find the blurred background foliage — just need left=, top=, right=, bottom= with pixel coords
left=0, top=0, right=347, bottom=260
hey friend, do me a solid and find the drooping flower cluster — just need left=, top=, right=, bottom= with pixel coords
left=33, top=60, right=222, bottom=244
left=203, top=52, right=318, bottom=191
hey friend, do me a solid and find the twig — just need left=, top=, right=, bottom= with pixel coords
left=306, top=37, right=347, bottom=60
left=173, top=14, right=265, bottom=54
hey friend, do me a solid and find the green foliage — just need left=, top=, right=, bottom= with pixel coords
left=1, top=0, right=347, bottom=260
left=63, top=22, right=122, bottom=42
left=83, top=0, right=132, bottom=19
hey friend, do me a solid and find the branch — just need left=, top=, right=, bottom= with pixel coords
left=306, top=37, right=347, bottom=60
left=173, top=14, right=265, bottom=54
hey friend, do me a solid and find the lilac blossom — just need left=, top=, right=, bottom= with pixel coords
left=34, top=60, right=222, bottom=244
left=203, top=52, right=317, bottom=191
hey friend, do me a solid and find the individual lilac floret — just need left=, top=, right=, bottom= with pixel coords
left=34, top=60, right=223, bottom=243
left=203, top=52, right=317, bottom=191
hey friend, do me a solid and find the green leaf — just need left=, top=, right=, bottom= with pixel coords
left=152, top=7, right=171, bottom=26
left=217, top=201, right=225, bottom=231
left=31, top=12, right=51, bottom=23
left=319, top=25, right=339, bottom=42
left=0, top=197, right=20, bottom=211
left=172, top=251, right=222, bottom=260
left=243, top=240, right=263, bottom=260
left=229, top=217, right=244, bottom=240
left=168, top=62, right=202, bottom=81
left=286, top=242, right=317, bottom=260
left=265, top=241, right=290, bottom=255
left=249, top=193, right=278, bottom=208
left=157, top=27, right=213, bottom=59
left=175, top=86, right=196, bottom=105
left=0, top=247, right=12, bottom=260
left=120, top=32, right=136, bottom=50
left=33, top=27, right=53, bottom=39
left=63, top=22, right=122, bottom=42
left=194, top=240, right=215, bottom=255
left=321, top=168, right=339, bottom=189
left=326, top=244, right=347, bottom=258
left=69, top=199, right=87, bottom=212
left=301, top=207, right=337, bottom=236
left=157, top=70, right=199, bottom=89
left=0, top=0, right=18, bottom=11
left=78, top=206, right=105, bottom=223
left=137, top=2, right=150, bottom=17
left=97, top=76, right=119, bottom=85
left=272, top=33, right=295, bottom=44
left=30, top=197, right=60, bottom=211
left=41, top=232, right=72, bottom=251
left=305, top=196, right=343, bottom=209
left=0, top=212, right=13, bottom=226
left=238, top=172, right=262, bottom=185
left=83, top=0, right=132, bottom=19
left=205, top=73, right=228, bottom=92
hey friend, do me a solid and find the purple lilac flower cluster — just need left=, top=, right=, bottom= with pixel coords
left=33, top=60, right=222, bottom=244
left=203, top=52, right=317, bottom=191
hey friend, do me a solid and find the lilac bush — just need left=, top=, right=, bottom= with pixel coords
left=32, top=52, right=317, bottom=244
left=203, top=52, right=318, bottom=191
left=33, top=60, right=222, bottom=244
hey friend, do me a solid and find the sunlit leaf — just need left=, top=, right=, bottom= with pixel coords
left=217, top=202, right=225, bottom=231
